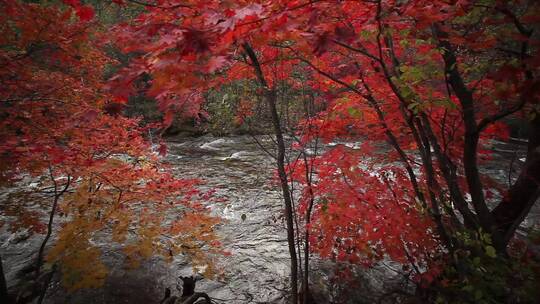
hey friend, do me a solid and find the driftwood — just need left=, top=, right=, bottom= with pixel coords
left=160, top=276, right=212, bottom=304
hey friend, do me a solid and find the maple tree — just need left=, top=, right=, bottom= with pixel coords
left=1, top=0, right=539, bottom=303
left=0, top=1, right=221, bottom=303
left=109, top=0, right=539, bottom=302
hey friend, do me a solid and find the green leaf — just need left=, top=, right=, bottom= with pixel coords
left=485, top=245, right=497, bottom=258
left=360, top=30, right=371, bottom=39
left=435, top=98, right=457, bottom=110
left=399, top=39, right=409, bottom=48
left=347, top=107, right=361, bottom=118
left=320, top=198, right=329, bottom=213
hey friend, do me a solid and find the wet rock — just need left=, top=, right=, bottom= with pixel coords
left=6, top=229, right=31, bottom=244
left=199, top=138, right=236, bottom=151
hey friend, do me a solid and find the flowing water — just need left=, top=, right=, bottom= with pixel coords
left=1, top=135, right=298, bottom=304
left=0, top=135, right=535, bottom=303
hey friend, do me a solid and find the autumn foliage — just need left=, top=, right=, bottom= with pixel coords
left=109, top=0, right=540, bottom=301
left=0, top=0, right=221, bottom=294
left=1, top=0, right=540, bottom=303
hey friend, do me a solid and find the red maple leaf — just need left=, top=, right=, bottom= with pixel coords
left=76, top=6, right=95, bottom=22
left=158, top=143, right=167, bottom=156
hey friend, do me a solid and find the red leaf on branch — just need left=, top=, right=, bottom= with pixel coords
left=158, top=143, right=167, bottom=156
left=76, top=6, right=94, bottom=22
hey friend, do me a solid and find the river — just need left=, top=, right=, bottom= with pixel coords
left=0, top=135, right=535, bottom=303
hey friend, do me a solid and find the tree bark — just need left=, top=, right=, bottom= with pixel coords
left=243, top=43, right=299, bottom=304
left=36, top=265, right=56, bottom=304
left=36, top=172, right=70, bottom=279
left=492, top=115, right=540, bottom=244
left=301, top=150, right=315, bottom=304
left=34, top=170, right=70, bottom=299
left=434, top=26, right=494, bottom=231
left=434, top=22, right=539, bottom=251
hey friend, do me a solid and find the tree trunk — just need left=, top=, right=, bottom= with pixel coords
left=37, top=265, right=56, bottom=304
left=301, top=151, right=315, bottom=304
left=243, top=43, right=299, bottom=304
left=434, top=21, right=539, bottom=252
left=34, top=172, right=70, bottom=299
left=35, top=192, right=59, bottom=280
left=492, top=115, right=540, bottom=246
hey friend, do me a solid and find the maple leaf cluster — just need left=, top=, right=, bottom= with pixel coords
left=0, top=0, right=222, bottom=291
left=1, top=0, right=539, bottom=299
left=110, top=0, right=540, bottom=287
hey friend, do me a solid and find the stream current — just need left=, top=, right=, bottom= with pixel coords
left=1, top=135, right=535, bottom=304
